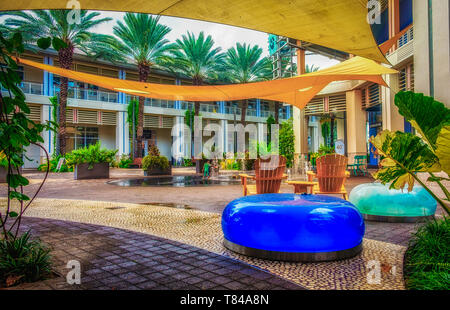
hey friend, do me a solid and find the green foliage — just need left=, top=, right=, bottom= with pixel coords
left=126, top=99, right=139, bottom=135
left=279, top=118, right=295, bottom=168
left=182, top=158, right=195, bottom=167
left=404, top=218, right=450, bottom=290
left=48, top=96, right=59, bottom=154
left=170, top=31, right=225, bottom=84
left=64, top=142, right=117, bottom=169
left=266, top=115, right=276, bottom=141
left=0, top=231, right=52, bottom=286
left=142, top=154, right=170, bottom=171
left=0, top=31, right=57, bottom=242
left=148, top=144, right=160, bottom=157
left=370, top=91, right=450, bottom=214
left=309, top=145, right=335, bottom=167
left=37, top=154, right=73, bottom=173
left=117, top=154, right=133, bottom=168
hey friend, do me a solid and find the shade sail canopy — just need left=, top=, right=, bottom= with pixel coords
left=1, top=0, right=387, bottom=63
left=18, top=56, right=397, bottom=109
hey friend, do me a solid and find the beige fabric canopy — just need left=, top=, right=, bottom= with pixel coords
left=18, top=56, right=397, bottom=109
left=1, top=0, right=387, bottom=63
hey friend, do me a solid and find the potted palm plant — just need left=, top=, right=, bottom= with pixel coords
left=65, top=142, right=117, bottom=180
left=143, top=145, right=171, bottom=176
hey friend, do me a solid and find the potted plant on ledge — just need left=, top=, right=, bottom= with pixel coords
left=143, top=145, right=171, bottom=176
left=65, top=142, right=117, bottom=180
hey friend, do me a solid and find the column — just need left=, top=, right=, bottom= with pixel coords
left=116, top=111, right=130, bottom=156
left=41, top=104, right=53, bottom=163
left=220, top=119, right=227, bottom=154
left=175, top=79, right=181, bottom=109
left=172, top=116, right=185, bottom=160
left=118, top=70, right=126, bottom=104
left=346, top=90, right=367, bottom=164
left=43, top=56, right=54, bottom=96
left=256, top=99, right=261, bottom=117
left=382, top=74, right=404, bottom=132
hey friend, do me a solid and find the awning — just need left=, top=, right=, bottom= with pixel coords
left=1, top=0, right=387, bottom=63
left=18, top=56, right=397, bottom=109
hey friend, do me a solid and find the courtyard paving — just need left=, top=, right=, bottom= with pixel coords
left=0, top=167, right=446, bottom=290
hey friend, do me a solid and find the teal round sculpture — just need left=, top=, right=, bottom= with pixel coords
left=349, top=183, right=437, bottom=222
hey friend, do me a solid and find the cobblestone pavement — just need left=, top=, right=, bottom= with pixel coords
left=1, top=168, right=445, bottom=290
left=2, top=198, right=406, bottom=290
left=10, top=217, right=303, bottom=290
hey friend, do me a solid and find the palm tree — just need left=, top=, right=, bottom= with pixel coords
left=170, top=31, right=225, bottom=116
left=90, top=13, right=174, bottom=158
left=224, top=43, right=271, bottom=125
left=2, top=10, right=112, bottom=155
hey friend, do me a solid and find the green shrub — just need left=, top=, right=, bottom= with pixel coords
left=142, top=155, right=170, bottom=171
left=183, top=158, right=195, bottom=167
left=116, top=154, right=133, bottom=168
left=0, top=232, right=53, bottom=286
left=404, top=217, right=450, bottom=290
left=65, top=142, right=117, bottom=169
left=38, top=154, right=73, bottom=172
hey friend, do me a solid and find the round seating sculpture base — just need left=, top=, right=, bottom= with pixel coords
left=361, top=213, right=434, bottom=223
left=221, top=194, right=365, bottom=263
left=224, top=239, right=362, bottom=263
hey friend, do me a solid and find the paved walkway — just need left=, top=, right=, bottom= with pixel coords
left=12, top=217, right=303, bottom=290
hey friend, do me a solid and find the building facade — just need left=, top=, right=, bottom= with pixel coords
left=294, top=0, right=449, bottom=168
left=2, top=50, right=291, bottom=168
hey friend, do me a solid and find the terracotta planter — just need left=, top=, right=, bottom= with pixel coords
left=144, top=165, right=172, bottom=176
left=74, top=162, right=109, bottom=180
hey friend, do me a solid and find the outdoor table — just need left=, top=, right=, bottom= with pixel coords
left=286, top=180, right=316, bottom=194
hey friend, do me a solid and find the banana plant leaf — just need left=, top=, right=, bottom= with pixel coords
left=395, top=91, right=450, bottom=150
left=370, top=130, right=440, bottom=191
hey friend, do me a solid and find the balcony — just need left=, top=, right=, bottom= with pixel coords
left=386, top=26, right=414, bottom=66
left=1, top=81, right=43, bottom=96
left=54, top=87, right=119, bottom=103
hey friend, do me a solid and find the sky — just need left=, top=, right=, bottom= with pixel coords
left=1, top=10, right=340, bottom=70
left=93, top=11, right=340, bottom=70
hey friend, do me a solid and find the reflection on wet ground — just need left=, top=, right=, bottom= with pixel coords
left=107, top=175, right=242, bottom=187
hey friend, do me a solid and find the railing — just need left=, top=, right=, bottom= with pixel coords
left=200, top=103, right=219, bottom=113
left=398, top=26, right=414, bottom=48
left=54, top=87, right=119, bottom=103
left=1, top=81, right=44, bottom=96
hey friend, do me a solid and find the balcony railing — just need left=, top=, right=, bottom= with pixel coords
left=398, top=26, right=414, bottom=48
left=1, top=81, right=44, bottom=96
left=52, top=86, right=119, bottom=103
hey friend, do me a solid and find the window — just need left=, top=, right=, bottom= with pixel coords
left=73, top=126, right=99, bottom=149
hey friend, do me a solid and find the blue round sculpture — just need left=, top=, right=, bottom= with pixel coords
left=349, top=183, right=437, bottom=222
left=221, top=193, right=365, bottom=262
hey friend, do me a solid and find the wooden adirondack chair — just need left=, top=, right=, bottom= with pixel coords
left=307, top=154, right=349, bottom=200
left=239, top=155, right=287, bottom=196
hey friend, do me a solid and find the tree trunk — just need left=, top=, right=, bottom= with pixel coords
left=137, top=63, right=150, bottom=158
left=240, top=99, right=248, bottom=125
left=57, top=44, right=74, bottom=155
left=274, top=102, right=280, bottom=123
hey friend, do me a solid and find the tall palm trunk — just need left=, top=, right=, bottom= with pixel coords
left=137, top=63, right=150, bottom=158
left=240, top=99, right=248, bottom=125
left=57, top=44, right=74, bottom=155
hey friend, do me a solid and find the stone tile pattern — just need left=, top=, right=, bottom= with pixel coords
left=2, top=198, right=406, bottom=290
left=10, top=217, right=303, bottom=290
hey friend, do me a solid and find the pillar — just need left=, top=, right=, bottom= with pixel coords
left=116, top=111, right=129, bottom=156
left=41, top=104, right=53, bottom=163
left=382, top=74, right=404, bottom=132
left=346, top=90, right=367, bottom=164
